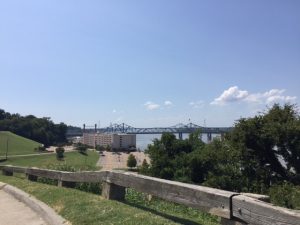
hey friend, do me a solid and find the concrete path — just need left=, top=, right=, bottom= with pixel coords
left=0, top=182, right=68, bottom=225
left=0, top=190, right=47, bottom=225
left=97, top=151, right=149, bottom=170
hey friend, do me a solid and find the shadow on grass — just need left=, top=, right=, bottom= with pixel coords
left=0, top=158, right=7, bottom=162
left=122, top=201, right=204, bottom=225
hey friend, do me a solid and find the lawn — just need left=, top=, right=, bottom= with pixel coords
left=0, top=174, right=219, bottom=225
left=0, top=131, right=42, bottom=156
left=0, top=151, right=100, bottom=170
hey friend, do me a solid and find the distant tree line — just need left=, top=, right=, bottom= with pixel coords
left=141, top=104, right=300, bottom=208
left=0, top=109, right=67, bottom=147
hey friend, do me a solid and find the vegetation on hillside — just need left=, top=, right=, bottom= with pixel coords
left=0, top=109, right=67, bottom=147
left=142, top=104, right=300, bottom=209
left=0, top=131, right=42, bottom=156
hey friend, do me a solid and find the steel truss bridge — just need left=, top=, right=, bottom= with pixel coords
left=68, top=123, right=232, bottom=140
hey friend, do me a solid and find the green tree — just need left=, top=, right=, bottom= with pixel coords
left=55, top=147, right=65, bottom=160
left=127, top=154, right=137, bottom=169
left=139, top=159, right=150, bottom=175
left=230, top=104, right=300, bottom=189
left=0, top=108, right=67, bottom=147
left=76, top=143, right=88, bottom=154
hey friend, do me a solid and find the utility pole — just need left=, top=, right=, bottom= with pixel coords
left=5, top=138, right=8, bottom=160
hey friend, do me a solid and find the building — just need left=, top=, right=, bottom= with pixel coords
left=82, top=133, right=136, bottom=151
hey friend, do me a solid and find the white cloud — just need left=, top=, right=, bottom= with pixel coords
left=112, top=109, right=117, bottom=113
left=164, top=100, right=173, bottom=106
left=144, top=101, right=160, bottom=110
left=211, top=86, right=248, bottom=105
left=189, top=100, right=205, bottom=108
left=211, top=86, right=297, bottom=106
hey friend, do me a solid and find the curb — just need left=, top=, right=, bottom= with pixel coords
left=0, top=182, right=70, bottom=225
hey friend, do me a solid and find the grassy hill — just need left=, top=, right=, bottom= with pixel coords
left=0, top=131, right=42, bottom=156
left=0, top=151, right=100, bottom=170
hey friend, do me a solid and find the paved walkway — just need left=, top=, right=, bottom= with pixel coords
left=97, top=151, right=149, bottom=170
left=0, top=190, right=47, bottom=225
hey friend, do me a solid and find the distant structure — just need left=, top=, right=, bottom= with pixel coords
left=82, top=132, right=136, bottom=151
left=68, top=122, right=232, bottom=146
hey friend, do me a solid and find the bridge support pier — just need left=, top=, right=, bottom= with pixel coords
left=207, top=133, right=212, bottom=142
left=102, top=182, right=125, bottom=200
left=178, top=132, right=183, bottom=140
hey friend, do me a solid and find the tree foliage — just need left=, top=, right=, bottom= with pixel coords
left=75, top=143, right=88, bottom=154
left=0, top=109, right=67, bottom=147
left=230, top=104, right=300, bottom=189
left=55, top=147, right=65, bottom=160
left=143, top=104, right=300, bottom=195
left=127, top=154, right=137, bottom=168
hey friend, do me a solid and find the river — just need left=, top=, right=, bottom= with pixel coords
left=136, top=133, right=220, bottom=151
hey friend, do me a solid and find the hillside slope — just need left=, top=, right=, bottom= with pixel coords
left=0, top=131, right=42, bottom=156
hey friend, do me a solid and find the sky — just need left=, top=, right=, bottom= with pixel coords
left=0, top=0, right=299, bottom=128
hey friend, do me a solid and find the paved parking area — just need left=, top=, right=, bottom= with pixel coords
left=97, top=151, right=149, bottom=170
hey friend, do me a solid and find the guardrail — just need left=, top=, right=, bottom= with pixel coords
left=1, top=165, right=300, bottom=225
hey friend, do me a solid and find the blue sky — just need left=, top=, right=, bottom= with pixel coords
left=0, top=1, right=299, bottom=127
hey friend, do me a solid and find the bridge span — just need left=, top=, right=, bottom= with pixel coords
left=67, top=123, right=233, bottom=141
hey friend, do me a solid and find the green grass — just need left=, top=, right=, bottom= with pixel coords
left=0, top=151, right=100, bottom=170
left=0, top=174, right=219, bottom=225
left=0, top=131, right=42, bottom=156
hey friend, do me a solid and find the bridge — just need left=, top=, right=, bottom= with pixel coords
left=67, top=123, right=233, bottom=140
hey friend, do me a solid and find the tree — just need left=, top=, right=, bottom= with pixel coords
left=76, top=143, right=88, bottom=154
left=139, top=159, right=150, bottom=175
left=230, top=104, right=300, bottom=188
left=0, top=108, right=67, bottom=147
left=56, top=147, right=65, bottom=160
left=127, top=154, right=137, bottom=169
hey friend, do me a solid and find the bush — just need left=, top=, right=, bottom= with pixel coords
left=96, top=145, right=105, bottom=151
left=35, top=146, right=46, bottom=152
left=75, top=143, right=88, bottom=154
left=55, top=147, right=65, bottom=160
left=127, top=154, right=137, bottom=169
left=138, top=159, right=150, bottom=175
left=269, top=182, right=300, bottom=209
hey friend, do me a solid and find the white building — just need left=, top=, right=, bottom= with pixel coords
left=82, top=133, right=136, bottom=150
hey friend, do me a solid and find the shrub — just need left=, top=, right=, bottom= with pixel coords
left=75, top=143, right=88, bottom=154
left=138, top=159, right=150, bottom=175
left=127, top=154, right=137, bottom=169
left=96, top=145, right=105, bottom=151
left=269, top=182, right=300, bottom=209
left=55, top=147, right=65, bottom=160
